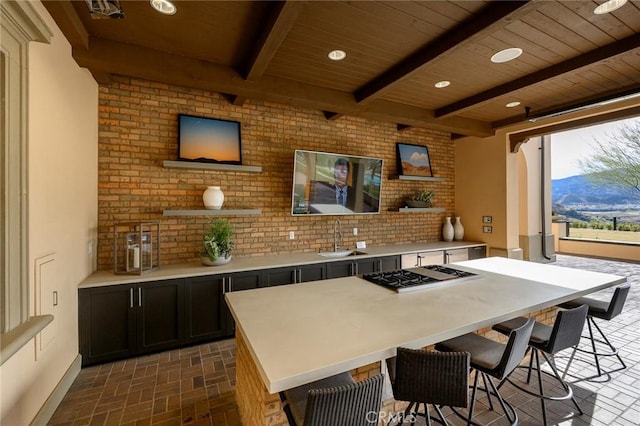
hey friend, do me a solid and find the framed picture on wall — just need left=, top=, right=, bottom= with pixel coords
left=396, top=143, right=433, bottom=177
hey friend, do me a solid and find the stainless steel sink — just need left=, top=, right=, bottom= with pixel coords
left=318, top=250, right=367, bottom=258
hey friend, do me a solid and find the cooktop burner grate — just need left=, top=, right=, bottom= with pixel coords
left=419, top=264, right=478, bottom=278
left=361, top=265, right=479, bottom=293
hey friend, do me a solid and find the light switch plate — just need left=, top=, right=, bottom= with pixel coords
left=483, top=226, right=493, bottom=233
left=482, top=216, right=492, bottom=223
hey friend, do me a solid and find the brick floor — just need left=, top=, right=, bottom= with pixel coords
left=48, top=255, right=640, bottom=425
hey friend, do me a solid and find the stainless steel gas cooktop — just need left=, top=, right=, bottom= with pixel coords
left=361, top=264, right=480, bottom=293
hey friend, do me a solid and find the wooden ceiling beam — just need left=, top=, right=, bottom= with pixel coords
left=323, top=112, right=343, bottom=121
left=243, top=1, right=304, bottom=82
left=508, top=105, right=640, bottom=153
left=73, top=37, right=493, bottom=137
left=41, top=0, right=89, bottom=49
left=222, top=94, right=248, bottom=106
left=437, top=32, right=640, bottom=119
left=353, top=1, right=531, bottom=104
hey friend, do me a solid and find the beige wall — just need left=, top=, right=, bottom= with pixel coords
left=0, top=2, right=98, bottom=425
left=455, top=131, right=522, bottom=257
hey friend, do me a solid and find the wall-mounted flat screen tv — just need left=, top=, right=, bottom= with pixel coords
left=291, top=150, right=383, bottom=215
left=178, top=114, right=242, bottom=164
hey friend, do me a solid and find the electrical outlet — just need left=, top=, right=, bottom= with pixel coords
left=483, top=226, right=493, bottom=233
left=353, top=227, right=358, bottom=236
left=482, top=216, right=492, bottom=224
left=289, top=231, right=295, bottom=240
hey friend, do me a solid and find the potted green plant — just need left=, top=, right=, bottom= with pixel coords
left=201, top=218, right=234, bottom=266
left=405, top=189, right=435, bottom=208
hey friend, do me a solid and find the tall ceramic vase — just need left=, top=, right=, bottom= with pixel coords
left=453, top=216, right=464, bottom=241
left=442, top=217, right=454, bottom=242
left=203, top=186, right=224, bottom=210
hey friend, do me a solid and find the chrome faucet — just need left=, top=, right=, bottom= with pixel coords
left=334, top=219, right=342, bottom=252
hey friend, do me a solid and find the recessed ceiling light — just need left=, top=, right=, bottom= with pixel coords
left=594, top=0, right=627, bottom=14
left=491, top=47, right=523, bottom=64
left=150, top=0, right=176, bottom=15
left=434, top=80, right=451, bottom=89
left=506, top=101, right=521, bottom=108
left=328, top=50, right=346, bottom=61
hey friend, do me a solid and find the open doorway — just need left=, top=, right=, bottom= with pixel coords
left=550, top=117, right=640, bottom=244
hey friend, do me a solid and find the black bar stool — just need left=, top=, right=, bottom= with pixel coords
left=558, top=283, right=630, bottom=381
left=492, top=304, right=588, bottom=425
left=280, top=372, right=384, bottom=426
left=435, top=318, right=535, bottom=425
left=386, top=348, right=470, bottom=425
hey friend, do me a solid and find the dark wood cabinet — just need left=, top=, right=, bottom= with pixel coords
left=224, top=271, right=262, bottom=334
left=78, top=248, right=481, bottom=365
left=298, top=263, right=326, bottom=283
left=263, top=264, right=326, bottom=286
left=263, top=266, right=297, bottom=286
left=185, top=275, right=228, bottom=344
left=138, top=279, right=185, bottom=352
left=79, top=284, right=137, bottom=366
left=326, top=256, right=400, bottom=278
left=79, top=278, right=183, bottom=366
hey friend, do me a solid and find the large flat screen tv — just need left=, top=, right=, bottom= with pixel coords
left=178, top=114, right=242, bottom=164
left=291, top=150, right=383, bottom=215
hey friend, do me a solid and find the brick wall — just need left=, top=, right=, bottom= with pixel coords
left=97, top=76, right=454, bottom=269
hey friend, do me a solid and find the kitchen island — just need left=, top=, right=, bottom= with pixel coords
left=225, top=257, right=626, bottom=426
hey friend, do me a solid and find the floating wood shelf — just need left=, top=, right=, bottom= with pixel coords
left=389, top=175, right=445, bottom=182
left=396, top=207, right=446, bottom=213
left=163, top=209, right=262, bottom=216
left=163, top=160, right=262, bottom=173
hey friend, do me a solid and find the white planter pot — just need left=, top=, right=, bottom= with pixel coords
left=201, top=255, right=232, bottom=266
left=203, top=186, right=224, bottom=210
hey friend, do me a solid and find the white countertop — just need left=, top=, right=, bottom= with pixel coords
left=79, top=241, right=484, bottom=287
left=225, top=257, right=626, bottom=394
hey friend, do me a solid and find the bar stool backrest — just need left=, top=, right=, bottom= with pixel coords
left=392, top=348, right=470, bottom=408
left=604, top=283, right=631, bottom=320
left=304, top=374, right=384, bottom=426
left=546, top=304, right=588, bottom=354
left=496, top=317, right=535, bottom=380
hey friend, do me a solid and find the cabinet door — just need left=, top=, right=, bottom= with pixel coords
left=263, top=266, right=297, bottom=286
left=185, top=275, right=228, bottom=343
left=138, top=279, right=185, bottom=353
left=298, top=263, right=326, bottom=283
left=78, top=285, right=136, bottom=366
left=401, top=254, right=419, bottom=269
left=380, top=255, right=400, bottom=272
left=444, top=248, right=469, bottom=264
left=354, top=258, right=381, bottom=275
left=326, top=260, right=354, bottom=278
left=226, top=271, right=262, bottom=335
left=468, top=246, right=487, bottom=260
left=418, top=251, right=445, bottom=266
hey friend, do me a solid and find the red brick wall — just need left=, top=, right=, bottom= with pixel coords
left=97, top=76, right=454, bottom=269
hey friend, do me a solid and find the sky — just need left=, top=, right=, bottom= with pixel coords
left=550, top=117, right=640, bottom=179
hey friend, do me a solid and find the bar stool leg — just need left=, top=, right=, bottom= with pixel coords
left=586, top=318, right=602, bottom=376
left=481, top=372, right=494, bottom=411
left=591, top=317, right=627, bottom=371
left=533, top=350, right=548, bottom=426
left=541, top=352, right=583, bottom=415
left=467, top=370, right=480, bottom=426
left=485, top=373, right=518, bottom=425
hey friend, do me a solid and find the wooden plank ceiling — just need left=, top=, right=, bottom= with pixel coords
left=43, top=0, right=640, bottom=137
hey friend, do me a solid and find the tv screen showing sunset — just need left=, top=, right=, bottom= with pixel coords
left=179, top=115, right=241, bottom=163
